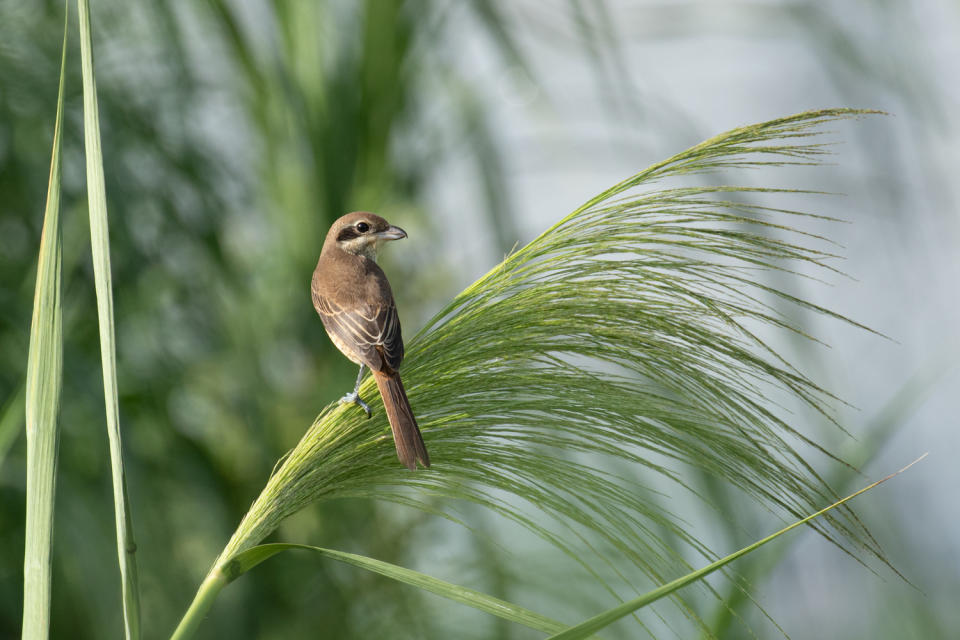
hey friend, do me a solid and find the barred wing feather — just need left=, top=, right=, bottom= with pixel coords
left=313, top=293, right=404, bottom=373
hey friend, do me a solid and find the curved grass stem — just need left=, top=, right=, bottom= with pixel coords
left=169, top=569, right=230, bottom=640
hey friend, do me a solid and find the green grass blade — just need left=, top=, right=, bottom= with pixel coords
left=235, top=544, right=572, bottom=635
left=172, top=543, right=573, bottom=639
left=545, top=456, right=926, bottom=640
left=21, top=8, right=68, bottom=639
left=77, top=0, right=141, bottom=637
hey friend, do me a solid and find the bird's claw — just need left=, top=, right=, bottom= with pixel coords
left=339, top=392, right=372, bottom=418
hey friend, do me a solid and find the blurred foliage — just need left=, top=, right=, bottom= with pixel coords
left=0, top=2, right=597, bottom=637
left=1, top=1, right=955, bottom=639
left=4, top=2, right=414, bottom=637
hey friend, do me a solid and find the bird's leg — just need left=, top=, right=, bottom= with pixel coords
left=339, top=364, right=372, bottom=418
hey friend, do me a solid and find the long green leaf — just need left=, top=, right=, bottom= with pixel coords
left=235, top=544, right=571, bottom=635
left=171, top=543, right=567, bottom=640
left=546, top=456, right=926, bottom=640
left=76, top=0, right=140, bottom=637
left=171, top=542, right=572, bottom=640
left=21, top=8, right=68, bottom=638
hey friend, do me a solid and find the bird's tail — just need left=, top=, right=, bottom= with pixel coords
left=373, top=370, right=430, bottom=470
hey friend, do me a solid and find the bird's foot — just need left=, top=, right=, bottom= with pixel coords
left=339, top=391, right=372, bottom=418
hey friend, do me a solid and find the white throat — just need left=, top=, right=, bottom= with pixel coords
left=339, top=237, right=379, bottom=262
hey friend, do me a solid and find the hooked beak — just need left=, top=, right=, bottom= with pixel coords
left=377, top=225, right=407, bottom=241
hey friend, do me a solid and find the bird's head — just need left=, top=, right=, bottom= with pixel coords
left=324, top=212, right=407, bottom=261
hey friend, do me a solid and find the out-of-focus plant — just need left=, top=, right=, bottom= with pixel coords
left=0, top=2, right=619, bottom=636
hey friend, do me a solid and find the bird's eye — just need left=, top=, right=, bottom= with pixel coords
left=355, top=222, right=370, bottom=233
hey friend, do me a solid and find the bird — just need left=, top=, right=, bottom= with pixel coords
left=311, top=212, right=430, bottom=470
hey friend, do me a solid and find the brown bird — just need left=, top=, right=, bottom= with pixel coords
left=311, top=212, right=430, bottom=470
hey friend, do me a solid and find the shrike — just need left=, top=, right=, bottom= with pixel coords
left=311, top=212, right=430, bottom=470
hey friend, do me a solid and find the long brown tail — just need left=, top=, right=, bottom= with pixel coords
left=373, top=370, right=430, bottom=470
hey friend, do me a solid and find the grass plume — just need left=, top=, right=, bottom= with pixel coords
left=176, top=109, right=885, bottom=637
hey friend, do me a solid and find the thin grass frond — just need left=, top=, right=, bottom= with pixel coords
left=77, top=0, right=140, bottom=636
left=546, top=455, right=925, bottom=640
left=178, top=109, right=886, bottom=637
left=21, top=9, right=67, bottom=638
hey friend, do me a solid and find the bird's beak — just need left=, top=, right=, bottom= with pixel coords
left=377, top=225, right=407, bottom=241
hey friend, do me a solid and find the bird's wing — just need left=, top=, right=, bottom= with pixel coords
left=313, top=292, right=404, bottom=373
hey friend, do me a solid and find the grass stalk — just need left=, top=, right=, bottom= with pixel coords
left=169, top=572, right=230, bottom=640
left=76, top=0, right=141, bottom=636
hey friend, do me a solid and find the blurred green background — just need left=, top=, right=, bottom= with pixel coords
left=2, top=1, right=958, bottom=638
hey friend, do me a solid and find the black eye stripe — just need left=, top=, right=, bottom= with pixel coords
left=337, top=227, right=361, bottom=242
